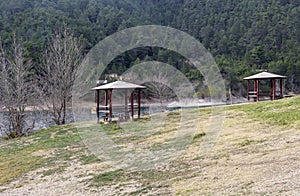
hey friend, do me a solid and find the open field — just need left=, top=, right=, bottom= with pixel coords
left=0, top=96, right=299, bottom=195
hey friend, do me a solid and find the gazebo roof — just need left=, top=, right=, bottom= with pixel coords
left=243, top=72, right=287, bottom=80
left=92, top=80, right=146, bottom=90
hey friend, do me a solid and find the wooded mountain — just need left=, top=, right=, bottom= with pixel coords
left=0, top=0, right=299, bottom=96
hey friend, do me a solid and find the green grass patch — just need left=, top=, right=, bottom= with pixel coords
left=193, top=133, right=206, bottom=141
left=167, top=111, right=181, bottom=117
left=0, top=124, right=82, bottom=186
left=91, top=169, right=125, bottom=186
left=238, top=139, right=256, bottom=147
left=229, top=96, right=300, bottom=127
left=79, top=155, right=101, bottom=165
left=101, top=122, right=124, bottom=135
left=0, top=152, right=43, bottom=185
left=41, top=165, right=67, bottom=176
left=238, top=139, right=265, bottom=147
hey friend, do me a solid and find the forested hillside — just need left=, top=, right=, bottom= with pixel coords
left=0, top=0, right=299, bottom=95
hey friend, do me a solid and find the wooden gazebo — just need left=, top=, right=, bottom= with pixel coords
left=92, top=81, right=146, bottom=123
left=244, top=72, right=287, bottom=102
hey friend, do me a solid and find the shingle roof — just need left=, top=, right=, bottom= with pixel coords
left=92, top=81, right=146, bottom=90
left=243, top=72, right=287, bottom=80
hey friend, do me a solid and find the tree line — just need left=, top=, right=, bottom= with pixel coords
left=0, top=0, right=299, bottom=95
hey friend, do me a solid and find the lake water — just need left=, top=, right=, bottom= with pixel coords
left=0, top=101, right=226, bottom=139
left=0, top=110, right=74, bottom=137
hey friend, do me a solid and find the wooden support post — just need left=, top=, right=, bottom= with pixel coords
left=253, top=80, right=256, bottom=101
left=125, top=89, right=128, bottom=120
left=280, top=79, right=283, bottom=98
left=130, top=91, right=134, bottom=120
left=96, top=90, right=100, bottom=123
left=104, top=90, right=108, bottom=122
left=109, top=89, right=113, bottom=123
left=256, top=80, right=259, bottom=102
left=247, top=80, right=250, bottom=101
left=270, top=79, right=273, bottom=100
left=273, top=79, right=276, bottom=100
left=138, top=89, right=141, bottom=119
left=253, top=80, right=258, bottom=102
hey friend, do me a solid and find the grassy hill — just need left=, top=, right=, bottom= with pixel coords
left=0, top=96, right=299, bottom=195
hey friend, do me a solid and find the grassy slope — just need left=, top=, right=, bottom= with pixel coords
left=0, top=96, right=299, bottom=195
left=0, top=125, right=83, bottom=185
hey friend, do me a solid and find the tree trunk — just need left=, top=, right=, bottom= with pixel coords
left=62, top=98, right=66, bottom=125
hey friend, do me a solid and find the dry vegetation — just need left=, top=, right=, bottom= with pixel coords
left=0, top=96, right=299, bottom=195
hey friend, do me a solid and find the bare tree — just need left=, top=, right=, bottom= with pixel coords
left=0, top=36, right=35, bottom=138
left=40, top=26, right=83, bottom=125
left=145, top=72, right=176, bottom=111
left=123, top=62, right=184, bottom=111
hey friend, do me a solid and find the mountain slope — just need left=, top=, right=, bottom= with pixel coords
left=0, top=0, right=299, bottom=94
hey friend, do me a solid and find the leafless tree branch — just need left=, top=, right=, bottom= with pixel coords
left=0, top=34, right=35, bottom=138
left=39, top=25, right=83, bottom=125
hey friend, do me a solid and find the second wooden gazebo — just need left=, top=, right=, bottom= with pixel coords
left=92, top=81, right=146, bottom=123
left=244, top=72, right=287, bottom=102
